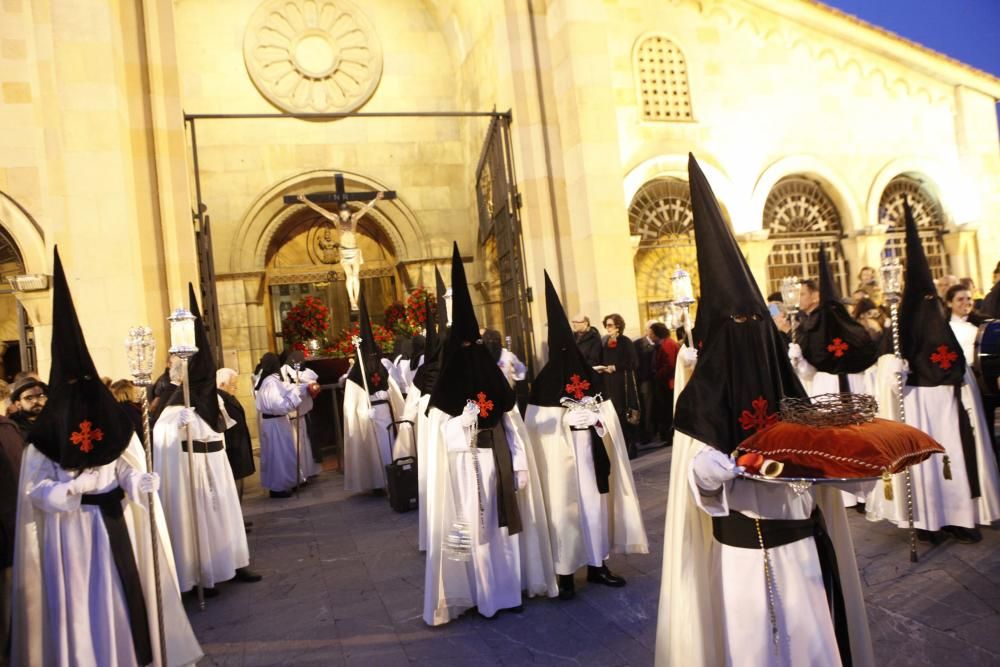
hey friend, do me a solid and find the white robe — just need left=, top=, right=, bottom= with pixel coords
left=12, top=438, right=203, bottom=667
left=280, top=365, right=323, bottom=480
left=423, top=408, right=557, bottom=625
left=949, top=315, right=978, bottom=366
left=654, top=349, right=874, bottom=667
left=153, top=405, right=250, bottom=591
left=343, top=381, right=394, bottom=493
left=792, top=353, right=878, bottom=507
left=255, top=373, right=303, bottom=492
left=524, top=402, right=648, bottom=575
left=391, top=386, right=433, bottom=550
left=865, top=355, right=1000, bottom=530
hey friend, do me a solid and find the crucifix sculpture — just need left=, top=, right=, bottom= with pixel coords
left=285, top=174, right=397, bottom=311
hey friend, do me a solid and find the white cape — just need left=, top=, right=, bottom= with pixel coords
left=255, top=373, right=304, bottom=492
left=281, top=365, right=322, bottom=479
left=654, top=349, right=874, bottom=666
left=153, top=405, right=250, bottom=591
left=343, top=380, right=398, bottom=493
left=391, top=386, right=433, bottom=551
left=12, top=437, right=203, bottom=667
left=523, top=402, right=648, bottom=574
left=865, top=355, right=1000, bottom=530
left=423, top=407, right=557, bottom=625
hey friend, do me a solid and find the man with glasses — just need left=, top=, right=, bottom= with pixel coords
left=9, top=377, right=48, bottom=434
left=570, top=314, right=602, bottom=367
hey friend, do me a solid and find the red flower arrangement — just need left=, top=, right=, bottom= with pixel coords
left=281, top=296, right=330, bottom=355
left=405, top=287, right=436, bottom=330
left=328, top=322, right=395, bottom=358
left=384, top=302, right=407, bottom=333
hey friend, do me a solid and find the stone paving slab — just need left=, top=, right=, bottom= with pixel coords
left=186, top=447, right=1000, bottom=666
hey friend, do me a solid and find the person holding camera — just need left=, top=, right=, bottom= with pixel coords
left=597, top=313, right=640, bottom=458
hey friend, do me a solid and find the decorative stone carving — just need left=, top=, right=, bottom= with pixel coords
left=243, top=0, right=383, bottom=113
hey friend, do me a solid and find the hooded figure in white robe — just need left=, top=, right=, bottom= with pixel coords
left=343, top=293, right=401, bottom=493
left=790, top=244, right=880, bottom=508
left=253, top=352, right=305, bottom=496
left=153, top=285, right=255, bottom=592
left=12, top=248, right=202, bottom=667
left=423, top=243, right=557, bottom=625
left=392, top=278, right=448, bottom=551
left=524, top=272, right=648, bottom=600
left=280, top=352, right=322, bottom=480
left=865, top=202, right=1000, bottom=543
left=654, top=156, right=873, bottom=667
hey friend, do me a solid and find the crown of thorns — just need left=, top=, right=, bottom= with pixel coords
left=779, top=392, right=877, bottom=427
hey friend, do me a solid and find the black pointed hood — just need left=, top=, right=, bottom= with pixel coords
left=428, top=243, right=514, bottom=427
left=530, top=272, right=602, bottom=407
left=30, top=247, right=134, bottom=469
left=348, top=292, right=390, bottom=394
left=164, top=284, right=225, bottom=432
left=798, top=243, right=878, bottom=374
left=254, top=352, right=282, bottom=391
left=412, top=268, right=449, bottom=394
left=673, top=155, right=806, bottom=454
left=899, top=199, right=965, bottom=385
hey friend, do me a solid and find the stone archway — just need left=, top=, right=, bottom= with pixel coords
left=0, top=191, right=47, bottom=378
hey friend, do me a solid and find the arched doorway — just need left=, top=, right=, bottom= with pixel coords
left=629, top=178, right=698, bottom=322
left=764, top=177, right=848, bottom=296
left=265, top=203, right=403, bottom=352
left=879, top=175, right=948, bottom=278
left=0, top=226, right=31, bottom=380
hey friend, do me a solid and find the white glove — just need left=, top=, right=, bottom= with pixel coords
left=69, top=469, right=102, bottom=496
left=515, top=470, right=528, bottom=491
left=137, top=473, right=160, bottom=494
left=567, top=409, right=599, bottom=428
left=459, top=401, right=479, bottom=428
left=691, top=448, right=743, bottom=492
left=788, top=343, right=803, bottom=362
left=177, top=407, right=196, bottom=426
left=680, top=346, right=698, bottom=368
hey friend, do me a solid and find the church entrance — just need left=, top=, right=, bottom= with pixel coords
left=0, top=225, right=33, bottom=381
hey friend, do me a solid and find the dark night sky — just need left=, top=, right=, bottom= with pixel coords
left=819, top=0, right=1000, bottom=78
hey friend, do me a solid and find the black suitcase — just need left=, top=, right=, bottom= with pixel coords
left=385, top=456, right=418, bottom=513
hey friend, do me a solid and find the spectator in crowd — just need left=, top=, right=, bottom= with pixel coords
left=851, top=297, right=887, bottom=345
left=0, top=379, right=26, bottom=661
left=598, top=313, right=640, bottom=458
left=109, top=379, right=144, bottom=439
left=650, top=322, right=679, bottom=445
left=854, top=265, right=883, bottom=304
left=634, top=321, right=661, bottom=444
left=571, top=314, right=602, bottom=367
left=8, top=377, right=47, bottom=435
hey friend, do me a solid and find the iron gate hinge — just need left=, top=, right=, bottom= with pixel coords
left=514, top=192, right=523, bottom=209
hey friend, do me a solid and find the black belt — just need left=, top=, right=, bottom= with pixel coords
left=566, top=423, right=611, bottom=494
left=261, top=413, right=285, bottom=419
left=712, top=509, right=852, bottom=666
left=371, top=399, right=388, bottom=406
left=181, top=440, right=224, bottom=453
left=472, top=424, right=522, bottom=535
left=82, top=487, right=152, bottom=665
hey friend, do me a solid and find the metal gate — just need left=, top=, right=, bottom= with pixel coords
left=475, top=113, right=534, bottom=372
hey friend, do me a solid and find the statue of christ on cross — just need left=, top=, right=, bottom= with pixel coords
left=288, top=174, right=396, bottom=311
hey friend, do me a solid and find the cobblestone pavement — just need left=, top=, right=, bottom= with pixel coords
left=185, top=447, right=1000, bottom=666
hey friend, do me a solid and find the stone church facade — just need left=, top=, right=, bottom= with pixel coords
left=1, top=0, right=997, bottom=411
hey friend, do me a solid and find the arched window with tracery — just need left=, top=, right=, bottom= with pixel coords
left=764, top=177, right=849, bottom=296
left=630, top=178, right=698, bottom=322
left=635, top=36, right=693, bottom=122
left=878, top=176, right=948, bottom=278
left=0, top=225, right=33, bottom=376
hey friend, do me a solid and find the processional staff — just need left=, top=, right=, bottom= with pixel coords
left=292, top=358, right=303, bottom=496
left=670, top=268, right=696, bottom=349
left=168, top=306, right=207, bottom=608
left=880, top=256, right=919, bottom=563
left=124, top=326, right=168, bottom=665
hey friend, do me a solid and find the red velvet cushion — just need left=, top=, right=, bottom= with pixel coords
left=736, top=418, right=945, bottom=479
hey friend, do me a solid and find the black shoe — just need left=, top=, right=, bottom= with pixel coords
left=244, top=520, right=254, bottom=528
left=854, top=502, right=866, bottom=515
left=372, top=488, right=386, bottom=497
left=558, top=574, right=576, bottom=601
left=506, top=605, right=524, bottom=614
left=944, top=526, right=983, bottom=544
left=587, top=565, right=626, bottom=587
left=234, top=567, right=263, bottom=583
left=916, top=529, right=946, bottom=545
left=269, top=490, right=292, bottom=499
